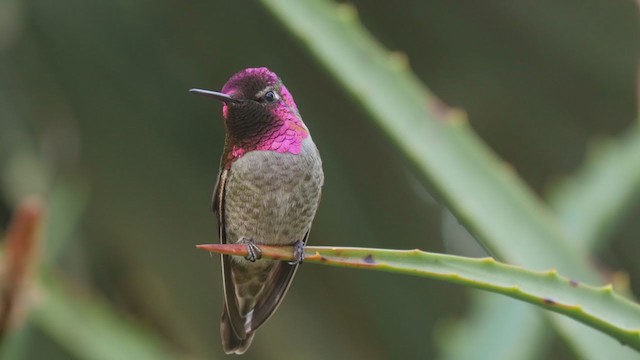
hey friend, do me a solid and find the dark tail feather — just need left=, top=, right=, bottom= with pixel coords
left=221, top=309, right=254, bottom=355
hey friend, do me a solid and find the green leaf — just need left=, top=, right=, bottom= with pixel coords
left=445, top=124, right=640, bottom=360
left=260, top=0, right=589, bottom=275
left=257, top=0, right=639, bottom=357
left=43, top=178, right=90, bottom=267
left=549, top=125, right=640, bottom=251
left=31, top=275, right=176, bottom=360
left=199, top=244, right=640, bottom=351
left=439, top=293, right=549, bottom=360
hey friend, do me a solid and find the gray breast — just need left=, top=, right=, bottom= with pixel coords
left=224, top=137, right=324, bottom=246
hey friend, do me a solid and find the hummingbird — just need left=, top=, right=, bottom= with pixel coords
left=190, top=67, right=324, bottom=354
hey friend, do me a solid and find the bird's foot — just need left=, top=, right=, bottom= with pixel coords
left=288, top=240, right=305, bottom=265
left=238, top=238, right=262, bottom=262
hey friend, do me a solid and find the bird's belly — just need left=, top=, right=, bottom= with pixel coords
left=223, top=139, right=323, bottom=246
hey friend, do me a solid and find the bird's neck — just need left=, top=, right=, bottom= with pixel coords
left=223, top=116, right=309, bottom=168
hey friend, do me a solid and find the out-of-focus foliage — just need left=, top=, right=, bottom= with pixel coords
left=0, top=0, right=638, bottom=359
left=261, top=0, right=640, bottom=358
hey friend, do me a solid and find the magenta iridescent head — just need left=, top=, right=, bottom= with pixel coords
left=221, top=67, right=299, bottom=114
left=190, top=67, right=309, bottom=158
left=190, top=67, right=299, bottom=119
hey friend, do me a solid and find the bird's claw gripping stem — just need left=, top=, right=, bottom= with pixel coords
left=288, top=240, right=305, bottom=265
left=239, top=238, right=262, bottom=262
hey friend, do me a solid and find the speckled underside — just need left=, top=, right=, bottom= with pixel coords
left=219, top=136, right=323, bottom=350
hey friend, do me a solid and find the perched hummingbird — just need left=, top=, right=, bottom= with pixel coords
left=190, top=67, right=324, bottom=354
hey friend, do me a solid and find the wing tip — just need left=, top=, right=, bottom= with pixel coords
left=222, top=308, right=255, bottom=355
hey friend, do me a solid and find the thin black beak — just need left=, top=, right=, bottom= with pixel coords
left=189, top=88, right=240, bottom=103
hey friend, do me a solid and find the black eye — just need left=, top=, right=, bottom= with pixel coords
left=264, top=90, right=277, bottom=102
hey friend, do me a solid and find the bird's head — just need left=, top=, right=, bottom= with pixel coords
left=191, top=67, right=309, bottom=162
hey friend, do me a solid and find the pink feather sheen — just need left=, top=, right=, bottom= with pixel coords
left=230, top=118, right=309, bottom=159
left=223, top=104, right=229, bottom=119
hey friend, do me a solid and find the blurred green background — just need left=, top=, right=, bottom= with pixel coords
left=0, top=1, right=638, bottom=359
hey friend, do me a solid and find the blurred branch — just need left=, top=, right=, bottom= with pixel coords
left=198, top=243, right=640, bottom=351
left=0, top=197, right=43, bottom=339
left=0, top=196, right=176, bottom=358
left=258, top=0, right=637, bottom=358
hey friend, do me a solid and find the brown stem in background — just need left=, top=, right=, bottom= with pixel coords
left=0, top=197, right=44, bottom=339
